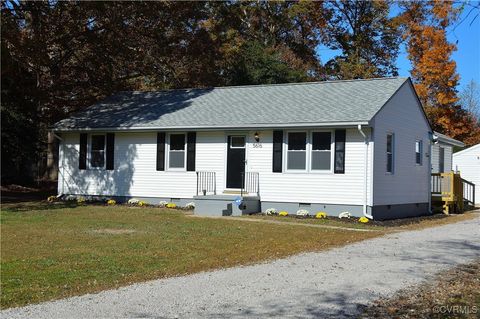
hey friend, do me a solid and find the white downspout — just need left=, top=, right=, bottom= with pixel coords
left=428, top=133, right=434, bottom=214
left=358, top=125, right=373, bottom=219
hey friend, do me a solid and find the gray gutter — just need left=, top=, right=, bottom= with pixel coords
left=433, top=131, right=465, bottom=148
left=52, top=121, right=370, bottom=132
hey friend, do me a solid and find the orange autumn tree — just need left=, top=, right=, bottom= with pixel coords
left=400, top=1, right=480, bottom=145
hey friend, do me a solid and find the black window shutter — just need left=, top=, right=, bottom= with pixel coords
left=334, top=129, right=346, bottom=174
left=187, top=132, right=196, bottom=171
left=79, top=133, right=87, bottom=170
left=156, top=132, right=166, bottom=171
left=272, top=130, right=283, bottom=173
left=106, top=133, right=115, bottom=170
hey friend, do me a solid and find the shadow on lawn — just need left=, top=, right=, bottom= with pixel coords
left=1, top=201, right=81, bottom=212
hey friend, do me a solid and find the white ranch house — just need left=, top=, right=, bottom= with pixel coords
left=54, top=77, right=463, bottom=220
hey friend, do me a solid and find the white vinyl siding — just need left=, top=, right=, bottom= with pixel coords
left=453, top=145, right=480, bottom=204
left=372, top=82, right=431, bottom=206
left=58, top=128, right=372, bottom=207
left=247, top=128, right=372, bottom=206
left=431, top=143, right=452, bottom=173
left=58, top=131, right=225, bottom=199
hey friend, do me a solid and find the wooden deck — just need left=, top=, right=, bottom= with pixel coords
left=432, top=172, right=476, bottom=214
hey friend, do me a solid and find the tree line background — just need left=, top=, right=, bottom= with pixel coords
left=2, top=0, right=480, bottom=185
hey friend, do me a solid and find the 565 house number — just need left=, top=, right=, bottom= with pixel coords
left=252, top=143, right=262, bottom=148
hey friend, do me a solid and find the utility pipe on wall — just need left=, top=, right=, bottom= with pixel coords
left=358, top=125, right=374, bottom=219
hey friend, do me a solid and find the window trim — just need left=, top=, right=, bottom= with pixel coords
left=89, top=134, right=106, bottom=169
left=166, top=132, right=187, bottom=171
left=229, top=135, right=246, bottom=149
left=283, top=130, right=335, bottom=174
left=285, top=131, right=308, bottom=172
left=386, top=132, right=394, bottom=174
left=310, top=130, right=334, bottom=172
left=415, top=139, right=423, bottom=166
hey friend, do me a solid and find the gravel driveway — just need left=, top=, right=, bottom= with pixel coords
left=3, top=216, right=479, bottom=318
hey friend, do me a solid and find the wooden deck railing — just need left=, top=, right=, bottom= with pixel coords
left=462, top=178, right=476, bottom=207
left=431, top=172, right=475, bottom=214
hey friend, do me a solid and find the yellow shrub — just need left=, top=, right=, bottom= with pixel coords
left=107, top=199, right=116, bottom=206
left=47, top=196, right=57, bottom=203
left=138, top=201, right=147, bottom=207
left=166, top=203, right=177, bottom=209
left=76, top=196, right=86, bottom=204
left=358, top=216, right=370, bottom=223
left=315, top=212, right=327, bottom=219
left=278, top=211, right=288, bottom=217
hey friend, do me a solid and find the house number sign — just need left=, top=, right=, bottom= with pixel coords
left=252, top=143, right=262, bottom=148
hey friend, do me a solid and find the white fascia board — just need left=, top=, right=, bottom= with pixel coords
left=53, top=121, right=370, bottom=132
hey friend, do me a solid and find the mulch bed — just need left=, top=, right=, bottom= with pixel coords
left=257, top=213, right=454, bottom=227
left=357, top=214, right=450, bottom=227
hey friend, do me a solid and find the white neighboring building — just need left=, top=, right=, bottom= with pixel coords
left=453, top=144, right=480, bottom=205
left=54, top=77, right=434, bottom=220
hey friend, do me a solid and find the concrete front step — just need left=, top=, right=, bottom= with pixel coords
left=193, top=195, right=260, bottom=216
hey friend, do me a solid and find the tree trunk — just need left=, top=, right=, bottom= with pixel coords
left=45, top=131, right=59, bottom=181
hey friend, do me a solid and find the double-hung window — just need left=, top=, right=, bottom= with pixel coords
left=90, top=135, right=106, bottom=168
left=311, top=132, right=332, bottom=170
left=386, top=133, right=394, bottom=173
left=168, top=133, right=186, bottom=169
left=287, top=132, right=307, bottom=170
left=415, top=140, right=423, bottom=165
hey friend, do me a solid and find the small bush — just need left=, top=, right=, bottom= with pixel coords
left=65, top=195, right=76, bottom=201
left=158, top=201, right=168, bottom=207
left=296, top=209, right=309, bottom=217
left=339, top=212, right=352, bottom=219
left=107, top=199, right=116, bottom=206
left=47, top=195, right=57, bottom=203
left=315, top=212, right=327, bottom=219
left=76, top=196, right=86, bottom=204
left=358, top=216, right=370, bottom=223
left=138, top=201, right=147, bottom=207
left=128, top=198, right=140, bottom=205
left=185, top=202, right=195, bottom=209
left=166, top=203, right=177, bottom=209
left=278, top=211, right=288, bottom=217
left=265, top=208, right=277, bottom=215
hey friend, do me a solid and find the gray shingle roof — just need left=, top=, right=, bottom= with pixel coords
left=54, top=77, right=409, bottom=131
left=433, top=131, right=465, bottom=147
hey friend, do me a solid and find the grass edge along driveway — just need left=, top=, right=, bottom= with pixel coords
left=1, top=203, right=380, bottom=309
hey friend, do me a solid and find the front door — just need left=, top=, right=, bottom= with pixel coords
left=226, top=135, right=246, bottom=189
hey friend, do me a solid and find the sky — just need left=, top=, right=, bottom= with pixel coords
left=317, top=3, right=480, bottom=92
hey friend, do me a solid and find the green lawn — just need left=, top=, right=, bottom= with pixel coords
left=0, top=202, right=380, bottom=309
